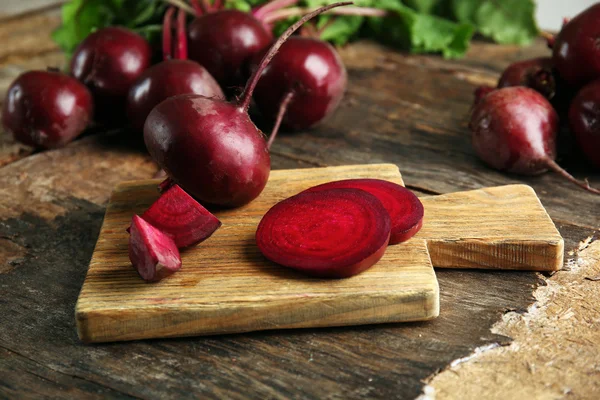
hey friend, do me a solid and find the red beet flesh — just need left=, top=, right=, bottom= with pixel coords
left=470, top=87, right=600, bottom=194
left=498, top=57, right=556, bottom=100
left=129, top=215, right=182, bottom=282
left=250, top=37, right=347, bottom=131
left=569, top=79, right=600, bottom=168
left=187, top=10, right=272, bottom=89
left=140, top=184, right=222, bottom=248
left=145, top=3, right=350, bottom=207
left=304, top=179, right=423, bottom=244
left=2, top=70, right=92, bottom=149
left=256, top=188, right=391, bottom=278
left=70, top=27, right=152, bottom=121
left=552, top=4, right=600, bottom=87
left=127, top=60, right=224, bottom=131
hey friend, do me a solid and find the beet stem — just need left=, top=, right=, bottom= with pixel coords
left=262, top=6, right=386, bottom=24
left=267, top=90, right=294, bottom=149
left=546, top=158, right=600, bottom=195
left=175, top=8, right=188, bottom=60
left=238, top=1, right=352, bottom=112
left=164, top=0, right=196, bottom=15
left=253, top=0, right=299, bottom=20
left=162, top=7, right=175, bottom=60
left=212, top=0, right=223, bottom=10
left=189, top=0, right=208, bottom=14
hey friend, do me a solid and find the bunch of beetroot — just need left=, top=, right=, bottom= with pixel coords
left=471, top=3, right=600, bottom=194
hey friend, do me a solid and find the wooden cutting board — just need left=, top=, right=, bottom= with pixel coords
left=75, top=164, right=562, bottom=343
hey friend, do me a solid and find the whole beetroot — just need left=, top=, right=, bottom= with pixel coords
left=569, top=79, right=600, bottom=169
left=470, top=87, right=599, bottom=194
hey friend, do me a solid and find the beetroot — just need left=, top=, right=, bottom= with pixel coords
left=140, top=184, right=221, bottom=248
left=70, top=27, right=152, bottom=122
left=497, top=57, right=556, bottom=100
left=256, top=188, right=391, bottom=278
left=127, top=8, right=224, bottom=131
left=569, top=79, right=600, bottom=169
left=129, top=215, right=181, bottom=282
left=304, top=179, right=423, bottom=244
left=188, top=10, right=272, bottom=89
left=552, top=4, right=600, bottom=87
left=470, top=87, right=599, bottom=194
left=145, top=3, right=350, bottom=207
left=249, top=36, right=347, bottom=135
left=2, top=70, right=92, bottom=149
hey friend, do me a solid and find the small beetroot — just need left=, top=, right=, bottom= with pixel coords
left=497, top=57, right=556, bottom=100
left=470, top=87, right=599, bottom=194
left=569, top=79, right=600, bottom=169
left=256, top=188, right=391, bottom=278
left=304, top=179, right=423, bottom=244
left=140, top=184, right=221, bottom=248
left=129, top=215, right=181, bottom=282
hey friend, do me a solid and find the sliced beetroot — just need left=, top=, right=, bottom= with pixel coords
left=129, top=215, right=181, bottom=282
left=304, top=179, right=424, bottom=245
left=140, top=184, right=221, bottom=248
left=256, top=188, right=391, bottom=278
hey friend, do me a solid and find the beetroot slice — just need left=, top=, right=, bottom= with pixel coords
left=304, top=179, right=424, bottom=245
left=256, top=188, right=391, bottom=278
left=129, top=215, right=182, bottom=282
left=141, top=184, right=221, bottom=248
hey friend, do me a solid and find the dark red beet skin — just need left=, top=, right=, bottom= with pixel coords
left=470, top=87, right=558, bottom=175
left=2, top=70, right=92, bottom=148
left=552, top=4, right=600, bottom=87
left=569, top=79, right=600, bottom=168
left=250, top=37, right=347, bottom=130
left=70, top=27, right=152, bottom=121
left=304, top=179, right=423, bottom=244
left=498, top=57, right=556, bottom=100
left=127, top=60, right=224, bottom=131
left=140, top=184, right=222, bottom=248
left=256, top=188, right=391, bottom=278
left=129, top=215, right=182, bottom=282
left=144, top=94, right=271, bottom=207
left=187, top=10, right=272, bottom=89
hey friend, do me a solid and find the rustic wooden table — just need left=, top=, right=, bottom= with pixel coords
left=1, top=4, right=599, bottom=400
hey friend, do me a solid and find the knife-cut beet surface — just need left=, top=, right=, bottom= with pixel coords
left=256, top=188, right=391, bottom=278
left=141, top=184, right=221, bottom=248
left=304, top=179, right=424, bottom=244
left=129, top=215, right=182, bottom=282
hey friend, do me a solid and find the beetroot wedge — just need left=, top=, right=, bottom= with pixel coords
left=129, top=215, right=181, bottom=282
left=141, top=184, right=221, bottom=248
left=256, top=188, right=391, bottom=278
left=304, top=179, right=424, bottom=245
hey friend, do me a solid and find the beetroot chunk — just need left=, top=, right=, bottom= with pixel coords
left=304, top=179, right=423, bottom=244
left=141, top=184, right=221, bottom=248
left=256, top=188, right=391, bottom=278
left=129, top=215, right=181, bottom=282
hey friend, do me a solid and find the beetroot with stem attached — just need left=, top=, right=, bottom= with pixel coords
left=139, top=184, right=221, bottom=248
left=470, top=87, right=600, bottom=194
left=498, top=57, right=556, bottom=100
left=70, top=27, right=152, bottom=122
left=249, top=36, right=347, bottom=136
left=129, top=215, right=182, bottom=282
left=569, top=79, right=600, bottom=169
left=304, top=179, right=423, bottom=244
left=127, top=7, right=224, bottom=131
left=552, top=4, right=600, bottom=87
left=256, top=188, right=391, bottom=278
left=145, top=3, right=351, bottom=208
left=2, top=70, right=93, bottom=149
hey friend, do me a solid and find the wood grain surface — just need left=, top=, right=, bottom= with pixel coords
left=77, top=165, right=562, bottom=343
left=77, top=164, right=440, bottom=342
left=1, top=4, right=598, bottom=399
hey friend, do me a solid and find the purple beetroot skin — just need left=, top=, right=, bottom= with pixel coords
left=498, top=57, right=556, bottom=100
left=250, top=36, right=347, bottom=133
left=569, top=79, right=600, bottom=169
left=188, top=10, right=272, bottom=89
left=2, top=70, right=93, bottom=148
left=129, top=215, right=182, bottom=282
left=70, top=27, right=152, bottom=122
